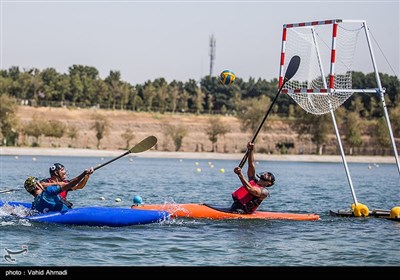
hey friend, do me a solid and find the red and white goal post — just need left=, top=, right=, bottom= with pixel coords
left=278, top=19, right=399, bottom=174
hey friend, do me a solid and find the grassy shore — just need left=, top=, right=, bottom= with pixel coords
left=0, top=146, right=397, bottom=164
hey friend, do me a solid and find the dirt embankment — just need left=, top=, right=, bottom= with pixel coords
left=15, top=106, right=303, bottom=154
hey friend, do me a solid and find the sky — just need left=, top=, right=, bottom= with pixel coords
left=0, top=0, right=399, bottom=85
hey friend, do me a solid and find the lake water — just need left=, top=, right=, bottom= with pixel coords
left=0, top=154, right=399, bottom=272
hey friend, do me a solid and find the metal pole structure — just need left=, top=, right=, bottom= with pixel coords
left=361, top=20, right=400, bottom=175
left=311, top=27, right=359, bottom=205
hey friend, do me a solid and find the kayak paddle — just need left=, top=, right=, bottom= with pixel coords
left=94, top=135, right=157, bottom=171
left=239, top=55, right=301, bottom=168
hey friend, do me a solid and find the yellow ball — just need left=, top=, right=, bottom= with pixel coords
left=219, top=168, right=225, bottom=173
left=196, top=168, right=202, bottom=173
left=219, top=70, right=236, bottom=85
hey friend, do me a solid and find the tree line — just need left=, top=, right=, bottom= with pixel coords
left=0, top=65, right=399, bottom=155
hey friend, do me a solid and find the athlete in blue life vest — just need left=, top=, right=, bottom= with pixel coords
left=24, top=167, right=94, bottom=214
left=230, top=142, right=275, bottom=214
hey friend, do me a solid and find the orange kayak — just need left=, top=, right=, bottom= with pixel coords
left=131, top=203, right=320, bottom=221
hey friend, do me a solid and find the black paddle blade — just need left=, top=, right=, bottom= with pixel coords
left=284, top=55, right=301, bottom=82
left=130, top=136, right=158, bottom=153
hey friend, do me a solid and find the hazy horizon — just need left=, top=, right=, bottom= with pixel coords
left=1, top=0, right=399, bottom=85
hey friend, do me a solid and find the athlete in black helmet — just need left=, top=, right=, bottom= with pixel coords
left=230, top=142, right=275, bottom=214
left=40, top=163, right=91, bottom=207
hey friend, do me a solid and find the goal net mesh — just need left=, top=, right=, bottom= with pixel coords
left=281, top=21, right=364, bottom=115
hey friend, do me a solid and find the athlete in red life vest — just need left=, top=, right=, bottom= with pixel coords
left=40, top=163, right=91, bottom=208
left=230, top=142, right=275, bottom=214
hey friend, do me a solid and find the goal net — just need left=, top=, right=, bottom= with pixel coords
left=279, top=19, right=369, bottom=115
left=279, top=19, right=400, bottom=174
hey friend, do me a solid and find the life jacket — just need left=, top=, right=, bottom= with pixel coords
left=40, top=178, right=72, bottom=207
left=41, top=178, right=70, bottom=199
left=232, top=180, right=260, bottom=204
left=231, top=180, right=268, bottom=213
left=32, top=185, right=70, bottom=213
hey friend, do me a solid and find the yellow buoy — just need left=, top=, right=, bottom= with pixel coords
left=219, top=168, right=225, bottom=173
left=390, top=206, right=400, bottom=219
left=352, top=203, right=369, bottom=217
left=196, top=168, right=201, bottom=173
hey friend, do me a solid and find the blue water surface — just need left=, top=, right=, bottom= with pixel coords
left=0, top=154, right=399, bottom=267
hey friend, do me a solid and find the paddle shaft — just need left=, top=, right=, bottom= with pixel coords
left=94, top=151, right=130, bottom=171
left=93, top=136, right=157, bottom=171
left=238, top=55, right=301, bottom=168
left=0, top=189, right=18, bottom=194
left=238, top=80, right=287, bottom=168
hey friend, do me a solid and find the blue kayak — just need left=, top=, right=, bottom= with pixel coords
left=0, top=201, right=169, bottom=227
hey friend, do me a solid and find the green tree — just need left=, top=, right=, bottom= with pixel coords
left=0, top=76, right=13, bottom=95
left=206, top=94, right=214, bottom=114
left=193, top=87, right=205, bottom=114
left=44, top=120, right=66, bottom=147
left=389, top=105, right=400, bottom=135
left=67, top=124, right=79, bottom=147
left=23, top=113, right=47, bottom=146
left=349, top=95, right=365, bottom=116
left=345, top=112, right=363, bottom=155
left=164, top=124, right=187, bottom=151
left=177, top=89, right=190, bottom=113
left=44, top=120, right=65, bottom=138
left=93, top=79, right=109, bottom=107
left=121, top=128, right=135, bottom=149
left=293, top=108, right=332, bottom=155
left=152, top=78, right=169, bottom=113
left=69, top=74, right=84, bottom=106
left=91, top=114, right=109, bottom=149
left=56, top=74, right=71, bottom=105
left=168, top=84, right=180, bottom=113
left=105, top=70, right=122, bottom=110
left=0, top=94, right=19, bottom=146
left=206, top=116, right=230, bottom=152
left=142, top=82, right=157, bottom=112
left=15, top=71, right=32, bottom=100
left=67, top=65, right=100, bottom=107
left=236, top=95, right=272, bottom=134
left=370, top=117, right=391, bottom=155
left=30, top=68, right=43, bottom=106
